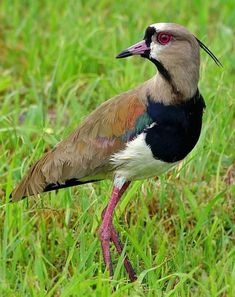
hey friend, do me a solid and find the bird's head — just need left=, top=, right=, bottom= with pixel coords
left=117, top=23, right=222, bottom=98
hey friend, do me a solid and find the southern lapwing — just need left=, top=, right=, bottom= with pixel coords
left=11, top=23, right=222, bottom=281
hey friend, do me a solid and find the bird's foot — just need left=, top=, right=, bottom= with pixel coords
left=99, top=207, right=137, bottom=282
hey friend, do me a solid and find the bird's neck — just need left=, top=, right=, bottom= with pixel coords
left=147, top=63, right=200, bottom=105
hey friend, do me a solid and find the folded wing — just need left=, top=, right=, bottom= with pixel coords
left=11, top=88, right=153, bottom=201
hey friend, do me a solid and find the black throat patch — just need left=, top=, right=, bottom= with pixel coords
left=145, top=90, right=206, bottom=163
left=149, top=59, right=172, bottom=82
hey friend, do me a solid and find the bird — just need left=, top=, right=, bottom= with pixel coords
left=10, top=23, right=222, bottom=282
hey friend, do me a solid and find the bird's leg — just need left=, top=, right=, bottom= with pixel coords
left=99, top=177, right=136, bottom=281
left=99, top=186, right=122, bottom=277
left=100, top=181, right=137, bottom=282
left=109, top=223, right=137, bottom=282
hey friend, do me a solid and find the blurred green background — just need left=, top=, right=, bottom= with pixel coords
left=0, top=0, right=234, bottom=296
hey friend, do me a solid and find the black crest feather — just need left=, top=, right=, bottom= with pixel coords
left=195, top=37, right=223, bottom=67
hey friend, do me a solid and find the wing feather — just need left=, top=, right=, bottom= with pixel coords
left=11, top=87, right=152, bottom=200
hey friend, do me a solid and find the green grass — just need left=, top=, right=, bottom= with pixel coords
left=0, top=0, right=235, bottom=296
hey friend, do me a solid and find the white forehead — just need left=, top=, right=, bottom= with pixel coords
left=150, top=23, right=168, bottom=31
left=149, top=23, right=190, bottom=35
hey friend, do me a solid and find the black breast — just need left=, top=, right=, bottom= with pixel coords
left=145, top=91, right=206, bottom=163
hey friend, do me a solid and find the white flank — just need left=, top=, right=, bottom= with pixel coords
left=110, top=133, right=178, bottom=181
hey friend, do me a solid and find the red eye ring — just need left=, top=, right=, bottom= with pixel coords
left=157, top=32, right=172, bottom=45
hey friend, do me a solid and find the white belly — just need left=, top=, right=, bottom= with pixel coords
left=110, top=133, right=178, bottom=180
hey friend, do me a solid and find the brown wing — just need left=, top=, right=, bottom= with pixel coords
left=11, top=86, right=148, bottom=201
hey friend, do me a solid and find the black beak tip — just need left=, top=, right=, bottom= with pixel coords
left=116, top=50, right=132, bottom=59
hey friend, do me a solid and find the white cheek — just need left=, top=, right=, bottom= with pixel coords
left=150, top=42, right=164, bottom=60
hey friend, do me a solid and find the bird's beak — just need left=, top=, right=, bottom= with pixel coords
left=116, top=40, right=150, bottom=59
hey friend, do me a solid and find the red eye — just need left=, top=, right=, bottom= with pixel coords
left=157, top=32, right=172, bottom=45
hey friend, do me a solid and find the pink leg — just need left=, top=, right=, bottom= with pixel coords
left=110, top=224, right=137, bottom=281
left=99, top=181, right=136, bottom=281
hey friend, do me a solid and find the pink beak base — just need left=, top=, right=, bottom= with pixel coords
left=116, top=40, right=150, bottom=58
